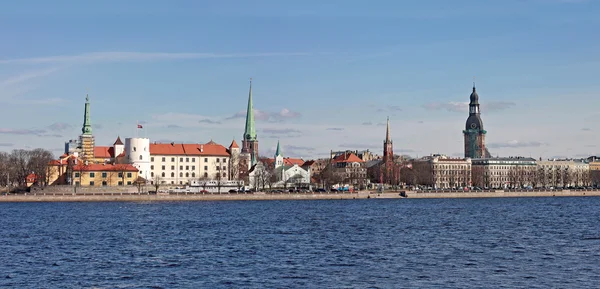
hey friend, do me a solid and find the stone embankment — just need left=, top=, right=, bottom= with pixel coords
left=1, top=187, right=599, bottom=202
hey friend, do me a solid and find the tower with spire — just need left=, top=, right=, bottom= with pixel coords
left=79, top=94, right=95, bottom=160
left=463, top=83, right=487, bottom=158
left=383, top=117, right=393, bottom=163
left=274, top=140, right=284, bottom=169
left=241, top=78, right=259, bottom=167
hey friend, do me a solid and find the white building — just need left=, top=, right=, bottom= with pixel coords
left=125, top=137, right=151, bottom=180
left=146, top=140, right=233, bottom=186
left=248, top=141, right=310, bottom=190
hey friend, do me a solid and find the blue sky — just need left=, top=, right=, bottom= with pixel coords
left=1, top=0, right=599, bottom=159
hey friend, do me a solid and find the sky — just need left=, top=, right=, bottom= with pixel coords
left=1, top=0, right=599, bottom=160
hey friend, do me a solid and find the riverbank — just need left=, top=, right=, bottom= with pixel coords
left=1, top=189, right=600, bottom=202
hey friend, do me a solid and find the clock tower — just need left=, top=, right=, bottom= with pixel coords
left=463, top=84, right=487, bottom=158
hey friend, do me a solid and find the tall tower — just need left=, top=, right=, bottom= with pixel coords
left=79, top=94, right=95, bottom=160
left=463, top=84, right=487, bottom=158
left=383, top=117, right=393, bottom=163
left=274, top=140, right=284, bottom=169
left=241, top=79, right=259, bottom=166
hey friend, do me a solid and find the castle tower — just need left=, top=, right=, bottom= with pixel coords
left=228, top=139, right=241, bottom=180
left=463, top=83, right=487, bottom=158
left=241, top=79, right=259, bottom=166
left=113, top=136, right=124, bottom=158
left=79, top=94, right=95, bottom=160
left=125, top=137, right=151, bottom=180
left=383, top=117, right=393, bottom=163
left=274, top=140, right=284, bottom=169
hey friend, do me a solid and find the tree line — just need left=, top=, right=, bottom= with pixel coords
left=0, top=148, right=54, bottom=188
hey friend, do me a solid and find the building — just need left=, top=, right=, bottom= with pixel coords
left=413, top=155, right=472, bottom=189
left=366, top=117, right=403, bottom=186
left=330, top=150, right=375, bottom=162
left=248, top=141, right=310, bottom=189
left=471, top=157, right=536, bottom=189
left=146, top=141, right=232, bottom=186
left=589, top=161, right=600, bottom=186
left=330, top=151, right=367, bottom=189
left=537, top=159, right=590, bottom=187
left=47, top=154, right=139, bottom=186
left=241, top=79, right=259, bottom=168
left=463, top=84, right=488, bottom=158
left=79, top=94, right=95, bottom=160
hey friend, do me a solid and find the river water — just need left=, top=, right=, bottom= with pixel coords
left=1, top=197, right=599, bottom=288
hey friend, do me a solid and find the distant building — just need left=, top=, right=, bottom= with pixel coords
left=330, top=151, right=367, bottom=189
left=463, top=84, right=489, bottom=158
left=241, top=79, right=259, bottom=168
left=414, top=155, right=472, bottom=189
left=537, top=159, right=590, bottom=187
left=471, top=157, right=536, bottom=189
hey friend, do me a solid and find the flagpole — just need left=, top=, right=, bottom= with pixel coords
left=136, top=120, right=138, bottom=138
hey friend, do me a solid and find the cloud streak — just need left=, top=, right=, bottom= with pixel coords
left=0, top=51, right=311, bottom=65
left=227, top=108, right=302, bottom=122
left=422, top=101, right=516, bottom=113
left=487, top=140, right=546, bottom=149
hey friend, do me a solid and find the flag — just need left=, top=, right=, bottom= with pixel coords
left=137, top=124, right=143, bottom=129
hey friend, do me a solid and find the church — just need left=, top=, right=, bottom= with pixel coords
left=248, top=140, right=310, bottom=190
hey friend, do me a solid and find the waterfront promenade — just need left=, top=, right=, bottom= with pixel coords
left=2, top=189, right=600, bottom=202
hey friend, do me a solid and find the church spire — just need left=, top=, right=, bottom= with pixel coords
left=243, top=78, right=256, bottom=141
left=275, top=139, right=282, bottom=157
left=82, top=94, right=92, bottom=135
left=385, top=116, right=391, bottom=143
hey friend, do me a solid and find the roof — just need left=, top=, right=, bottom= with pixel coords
left=72, top=163, right=139, bottom=172
left=149, top=142, right=230, bottom=156
left=94, top=146, right=114, bottom=159
left=302, top=160, right=315, bottom=167
left=263, top=157, right=305, bottom=167
left=113, top=136, right=123, bottom=145
left=229, top=139, right=239, bottom=149
left=332, top=153, right=364, bottom=163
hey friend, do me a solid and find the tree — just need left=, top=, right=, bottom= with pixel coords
left=212, top=160, right=225, bottom=193
left=229, top=152, right=240, bottom=181
left=153, top=175, right=163, bottom=192
left=9, top=149, right=31, bottom=187
left=562, top=167, right=572, bottom=188
left=0, top=152, right=9, bottom=187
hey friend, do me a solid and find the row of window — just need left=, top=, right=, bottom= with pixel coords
left=150, top=165, right=227, bottom=171
left=74, top=172, right=133, bottom=178
left=150, top=157, right=228, bottom=163
left=151, top=172, right=227, bottom=178
left=75, top=181, right=132, bottom=186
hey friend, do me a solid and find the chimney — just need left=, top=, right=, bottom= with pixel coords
left=200, top=145, right=204, bottom=152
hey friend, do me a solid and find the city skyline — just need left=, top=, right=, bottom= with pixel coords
left=1, top=0, right=599, bottom=159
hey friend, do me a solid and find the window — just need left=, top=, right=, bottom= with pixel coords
left=161, top=172, right=165, bottom=177
left=180, top=172, right=183, bottom=177
left=185, top=166, right=189, bottom=170
left=222, top=166, right=226, bottom=170
left=216, top=166, right=220, bottom=171
left=102, top=181, right=107, bottom=186
left=185, top=173, right=189, bottom=177
left=171, top=166, right=175, bottom=170
left=127, top=172, right=132, bottom=178
left=171, top=181, right=174, bottom=184
left=217, top=158, right=220, bottom=163
left=180, top=181, right=183, bottom=185
left=171, top=157, right=175, bottom=162
left=133, top=147, right=136, bottom=152
left=162, top=157, right=165, bottom=162
left=151, top=165, right=154, bottom=170
left=75, top=181, right=80, bottom=187
left=89, top=172, right=95, bottom=177
left=118, top=181, right=123, bottom=186
left=151, top=157, right=154, bottom=162
left=204, top=166, right=208, bottom=170
left=90, top=181, right=95, bottom=186
left=192, top=158, right=195, bottom=162
left=186, top=158, right=189, bottom=162
left=192, top=166, right=195, bottom=170
left=180, top=166, right=183, bottom=170
left=180, top=158, right=183, bottom=162
left=223, top=173, right=227, bottom=178
left=223, top=158, right=226, bottom=163
left=102, top=172, right=107, bottom=178
left=204, top=158, right=208, bottom=162
left=127, top=181, right=132, bottom=185
left=192, top=172, right=195, bottom=178
left=162, top=165, right=165, bottom=170
left=171, top=172, right=175, bottom=177
left=151, top=172, right=154, bottom=177
left=139, top=155, right=143, bottom=160
left=204, top=172, right=208, bottom=177
left=75, top=172, right=80, bottom=178
left=118, top=172, right=123, bottom=178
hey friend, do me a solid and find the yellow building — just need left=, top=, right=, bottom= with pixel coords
left=47, top=156, right=139, bottom=187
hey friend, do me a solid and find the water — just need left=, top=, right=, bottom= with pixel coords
left=1, top=197, right=599, bottom=288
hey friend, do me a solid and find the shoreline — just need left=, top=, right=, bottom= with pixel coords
left=1, top=190, right=600, bottom=202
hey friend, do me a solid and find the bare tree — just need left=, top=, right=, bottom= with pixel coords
left=0, top=152, right=9, bottom=187
left=562, top=167, right=572, bottom=188
left=153, top=175, right=163, bottom=192
left=229, top=152, right=240, bottom=181
left=9, top=149, right=31, bottom=187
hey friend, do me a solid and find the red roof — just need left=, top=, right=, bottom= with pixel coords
left=333, top=153, right=364, bottom=163
left=26, top=173, right=39, bottom=183
left=72, top=163, right=138, bottom=172
left=229, top=140, right=239, bottom=149
left=94, top=146, right=114, bottom=159
left=263, top=157, right=305, bottom=167
left=149, top=142, right=230, bottom=156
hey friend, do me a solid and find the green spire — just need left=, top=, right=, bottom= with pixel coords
left=275, top=140, right=282, bottom=157
left=82, top=94, right=92, bottom=135
left=243, top=78, right=256, bottom=140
